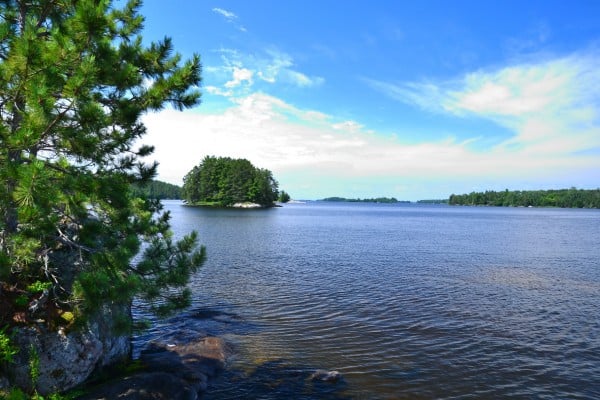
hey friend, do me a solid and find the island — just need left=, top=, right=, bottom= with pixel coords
left=182, top=156, right=282, bottom=208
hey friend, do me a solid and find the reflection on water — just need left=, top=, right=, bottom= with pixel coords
left=133, top=201, right=600, bottom=399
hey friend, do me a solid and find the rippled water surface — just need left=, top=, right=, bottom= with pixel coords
left=135, top=201, right=600, bottom=399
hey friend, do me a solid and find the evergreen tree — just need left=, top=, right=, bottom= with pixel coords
left=278, top=190, right=291, bottom=203
left=131, top=180, right=183, bottom=199
left=0, top=0, right=205, bottom=329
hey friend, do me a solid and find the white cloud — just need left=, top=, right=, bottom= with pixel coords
left=141, top=92, right=599, bottom=199
left=285, top=70, right=324, bottom=87
left=204, top=85, right=233, bottom=97
left=224, top=67, right=254, bottom=88
left=212, top=7, right=237, bottom=21
left=212, top=8, right=246, bottom=32
left=449, top=60, right=577, bottom=116
left=208, top=48, right=324, bottom=97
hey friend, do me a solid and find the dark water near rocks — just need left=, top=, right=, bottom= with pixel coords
left=134, top=201, right=600, bottom=399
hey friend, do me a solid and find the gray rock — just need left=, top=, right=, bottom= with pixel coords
left=0, top=376, right=10, bottom=391
left=6, top=302, right=130, bottom=395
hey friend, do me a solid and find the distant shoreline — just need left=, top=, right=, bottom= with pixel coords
left=320, top=196, right=407, bottom=204
left=449, top=188, right=600, bottom=209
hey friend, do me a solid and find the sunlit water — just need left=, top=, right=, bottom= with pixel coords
left=133, top=201, right=600, bottom=399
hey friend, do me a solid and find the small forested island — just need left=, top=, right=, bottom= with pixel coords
left=320, top=197, right=408, bottom=203
left=182, top=156, right=281, bottom=207
left=449, top=188, right=600, bottom=208
left=131, top=180, right=183, bottom=199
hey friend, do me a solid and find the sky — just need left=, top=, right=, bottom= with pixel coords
left=137, top=0, right=600, bottom=200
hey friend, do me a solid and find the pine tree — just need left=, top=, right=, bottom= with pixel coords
left=0, top=0, right=205, bottom=329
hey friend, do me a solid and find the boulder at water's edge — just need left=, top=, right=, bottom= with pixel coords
left=2, top=302, right=130, bottom=395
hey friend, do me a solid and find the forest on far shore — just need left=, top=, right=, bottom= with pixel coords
left=132, top=180, right=182, bottom=199
left=448, top=188, right=600, bottom=208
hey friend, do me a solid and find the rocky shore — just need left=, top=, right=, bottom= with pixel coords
left=80, top=333, right=231, bottom=400
left=2, top=306, right=344, bottom=399
left=0, top=303, right=231, bottom=399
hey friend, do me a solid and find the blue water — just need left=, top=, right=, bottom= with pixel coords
left=135, top=201, right=600, bottom=399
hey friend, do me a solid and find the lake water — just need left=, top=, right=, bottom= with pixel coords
left=134, top=201, right=600, bottom=399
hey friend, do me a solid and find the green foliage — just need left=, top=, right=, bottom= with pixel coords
left=0, top=388, right=28, bottom=400
left=0, top=0, right=205, bottom=333
left=278, top=190, right=291, bottom=203
left=182, top=156, right=279, bottom=207
left=26, top=282, right=52, bottom=294
left=448, top=188, right=600, bottom=208
left=28, top=346, right=40, bottom=387
left=0, top=388, right=79, bottom=400
left=0, top=328, right=17, bottom=364
left=131, top=180, right=182, bottom=200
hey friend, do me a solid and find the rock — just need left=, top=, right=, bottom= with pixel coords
left=6, top=302, right=130, bottom=395
left=231, top=202, right=264, bottom=208
left=0, top=376, right=10, bottom=391
left=310, top=369, right=342, bottom=383
left=11, top=325, right=102, bottom=394
left=140, top=336, right=229, bottom=388
left=82, top=335, right=229, bottom=399
left=79, top=372, right=198, bottom=400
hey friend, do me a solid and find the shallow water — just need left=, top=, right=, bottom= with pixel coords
left=134, top=201, right=600, bottom=399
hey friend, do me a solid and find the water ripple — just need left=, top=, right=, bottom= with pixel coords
left=138, top=202, right=600, bottom=399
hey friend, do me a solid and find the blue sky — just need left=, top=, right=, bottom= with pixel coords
left=137, top=1, right=600, bottom=200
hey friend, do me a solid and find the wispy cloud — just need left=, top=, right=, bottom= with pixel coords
left=207, top=48, right=324, bottom=98
left=212, top=7, right=246, bottom=32
left=365, top=51, right=600, bottom=157
left=212, top=7, right=237, bottom=21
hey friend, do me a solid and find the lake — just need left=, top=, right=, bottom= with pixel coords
left=133, top=200, right=600, bottom=399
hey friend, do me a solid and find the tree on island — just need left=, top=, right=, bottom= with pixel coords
left=182, top=156, right=280, bottom=207
left=0, top=0, right=205, bottom=393
left=278, top=190, right=291, bottom=203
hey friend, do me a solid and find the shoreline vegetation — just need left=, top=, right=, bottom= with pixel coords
left=449, top=188, right=600, bottom=208
left=131, top=180, right=183, bottom=200
left=137, top=183, right=600, bottom=210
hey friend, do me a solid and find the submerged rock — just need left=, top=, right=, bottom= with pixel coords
left=310, top=369, right=342, bottom=383
left=81, top=335, right=230, bottom=399
left=80, top=372, right=198, bottom=400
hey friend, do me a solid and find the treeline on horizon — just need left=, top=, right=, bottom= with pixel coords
left=321, top=197, right=405, bottom=203
left=132, top=180, right=182, bottom=199
left=449, top=188, right=600, bottom=208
